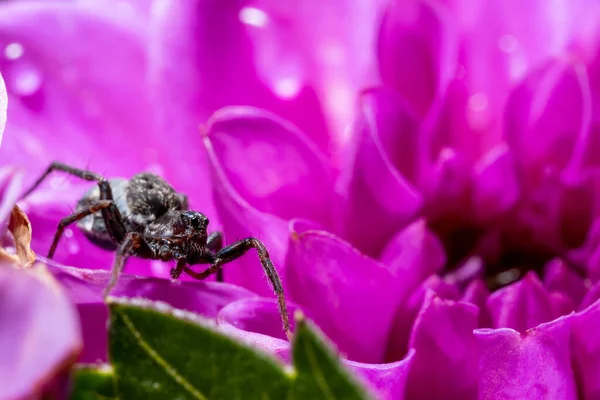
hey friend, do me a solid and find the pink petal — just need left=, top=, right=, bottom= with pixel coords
left=504, top=59, right=592, bottom=175
left=286, top=221, right=401, bottom=363
left=487, top=272, right=554, bottom=332
left=379, top=219, right=445, bottom=295
left=549, top=291, right=575, bottom=318
left=0, top=2, right=156, bottom=182
left=148, top=0, right=330, bottom=155
left=345, top=350, right=415, bottom=400
left=205, top=106, right=334, bottom=226
left=385, top=275, right=460, bottom=362
left=378, top=0, right=457, bottom=118
left=475, top=316, right=577, bottom=400
left=216, top=298, right=300, bottom=362
left=48, top=261, right=257, bottom=363
left=472, top=145, right=520, bottom=222
left=462, top=279, right=493, bottom=328
left=407, top=291, right=478, bottom=399
left=0, top=263, right=81, bottom=399
left=572, top=298, right=600, bottom=399
left=217, top=298, right=298, bottom=342
left=203, top=107, right=335, bottom=295
left=337, top=88, right=422, bottom=257
left=543, top=258, right=589, bottom=306
left=579, top=279, right=600, bottom=310
left=423, top=147, right=472, bottom=220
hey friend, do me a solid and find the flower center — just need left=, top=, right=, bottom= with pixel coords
left=429, top=212, right=582, bottom=291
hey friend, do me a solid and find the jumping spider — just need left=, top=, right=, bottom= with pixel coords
left=22, top=162, right=292, bottom=339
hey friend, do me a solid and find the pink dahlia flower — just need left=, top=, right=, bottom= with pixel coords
left=2, top=0, right=600, bottom=399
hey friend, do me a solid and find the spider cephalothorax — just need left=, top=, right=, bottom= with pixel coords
left=22, top=162, right=292, bottom=339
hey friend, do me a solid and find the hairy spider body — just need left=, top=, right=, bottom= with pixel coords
left=22, top=162, right=292, bottom=339
left=75, top=175, right=188, bottom=250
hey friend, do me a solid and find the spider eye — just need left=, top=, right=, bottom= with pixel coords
left=181, top=211, right=208, bottom=229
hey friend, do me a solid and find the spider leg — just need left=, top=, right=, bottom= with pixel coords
left=170, top=257, right=188, bottom=280
left=22, top=162, right=127, bottom=243
left=207, top=231, right=224, bottom=282
left=47, top=199, right=115, bottom=259
left=103, top=232, right=145, bottom=299
left=183, top=237, right=292, bottom=340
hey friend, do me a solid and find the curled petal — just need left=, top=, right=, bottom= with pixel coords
left=549, top=291, right=575, bottom=318
left=423, top=147, right=472, bottom=220
left=217, top=297, right=298, bottom=342
left=487, top=271, right=553, bottom=332
left=378, top=0, right=457, bottom=117
left=462, top=279, right=492, bottom=328
left=0, top=263, right=81, bottom=399
left=475, top=316, right=577, bottom=400
left=543, top=258, right=589, bottom=306
left=338, top=88, right=422, bottom=257
left=49, top=262, right=256, bottom=362
left=580, top=279, right=600, bottom=310
left=385, top=275, right=460, bottom=362
left=572, top=299, right=600, bottom=399
left=217, top=298, right=302, bottom=362
left=286, top=221, right=400, bottom=363
left=472, top=145, right=519, bottom=222
left=407, top=291, right=478, bottom=400
left=204, top=107, right=336, bottom=295
left=205, top=106, right=334, bottom=225
left=345, top=349, right=415, bottom=400
left=380, top=219, right=445, bottom=283
left=504, top=59, right=592, bottom=174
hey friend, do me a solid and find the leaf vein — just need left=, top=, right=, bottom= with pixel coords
left=118, top=310, right=208, bottom=400
left=303, top=338, right=336, bottom=400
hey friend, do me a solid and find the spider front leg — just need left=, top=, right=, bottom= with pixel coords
left=183, top=237, right=292, bottom=339
left=103, top=232, right=148, bottom=299
left=22, top=162, right=127, bottom=243
left=207, top=231, right=224, bottom=282
left=47, top=199, right=116, bottom=259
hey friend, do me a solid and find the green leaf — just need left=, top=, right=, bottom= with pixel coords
left=108, top=298, right=291, bottom=399
left=290, top=315, right=370, bottom=400
left=70, top=365, right=115, bottom=400
left=107, top=298, right=372, bottom=400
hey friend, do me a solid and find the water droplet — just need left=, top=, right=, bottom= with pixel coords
left=239, top=7, right=269, bottom=27
left=273, top=77, right=301, bottom=99
left=64, top=228, right=74, bottom=238
left=4, top=42, right=23, bottom=60
left=6, top=60, right=42, bottom=96
left=498, top=34, right=518, bottom=53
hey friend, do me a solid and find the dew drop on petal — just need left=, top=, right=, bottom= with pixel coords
left=239, top=7, right=269, bottom=28
left=4, top=42, right=23, bottom=60
left=6, top=59, right=43, bottom=96
left=273, top=77, right=301, bottom=99
left=64, top=228, right=73, bottom=238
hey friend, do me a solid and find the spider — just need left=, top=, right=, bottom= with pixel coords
left=22, top=162, right=292, bottom=339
